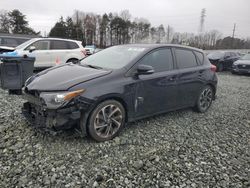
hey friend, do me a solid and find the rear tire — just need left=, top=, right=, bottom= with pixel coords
left=66, top=58, right=78, bottom=64
left=194, top=85, right=214, bottom=113
left=86, top=100, right=126, bottom=142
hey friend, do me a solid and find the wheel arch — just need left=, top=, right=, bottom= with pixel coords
left=81, top=94, right=129, bottom=136
left=66, top=58, right=79, bottom=63
left=207, top=83, right=216, bottom=99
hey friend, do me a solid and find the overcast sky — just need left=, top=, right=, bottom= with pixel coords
left=1, top=0, right=250, bottom=38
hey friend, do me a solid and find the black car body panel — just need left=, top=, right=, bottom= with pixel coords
left=22, top=44, right=218, bottom=134
left=26, top=64, right=112, bottom=91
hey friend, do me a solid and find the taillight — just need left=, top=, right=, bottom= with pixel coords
left=211, top=64, right=217, bottom=72
left=81, top=49, right=87, bottom=56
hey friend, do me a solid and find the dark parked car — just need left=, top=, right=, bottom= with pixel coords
left=207, top=51, right=240, bottom=72
left=23, top=44, right=218, bottom=141
left=231, top=53, right=250, bottom=74
left=0, top=33, right=38, bottom=47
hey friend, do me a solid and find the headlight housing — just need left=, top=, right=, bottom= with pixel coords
left=40, top=89, right=85, bottom=109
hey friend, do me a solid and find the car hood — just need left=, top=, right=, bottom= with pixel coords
left=234, top=60, right=250, bottom=65
left=208, top=57, right=222, bottom=61
left=0, top=46, right=15, bottom=53
left=26, top=64, right=112, bottom=91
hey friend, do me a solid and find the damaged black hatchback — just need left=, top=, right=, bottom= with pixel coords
left=23, top=44, right=217, bottom=142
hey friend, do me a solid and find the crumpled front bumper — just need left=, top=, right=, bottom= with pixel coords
left=22, top=101, right=81, bottom=130
left=22, top=91, right=92, bottom=131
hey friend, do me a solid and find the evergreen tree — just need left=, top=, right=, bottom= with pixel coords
left=49, top=17, right=67, bottom=38
left=8, top=9, right=37, bottom=35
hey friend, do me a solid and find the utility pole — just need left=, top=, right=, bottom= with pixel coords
left=232, top=23, right=236, bottom=38
left=199, top=8, right=206, bottom=33
left=167, top=25, right=170, bottom=43
left=232, top=23, right=236, bottom=48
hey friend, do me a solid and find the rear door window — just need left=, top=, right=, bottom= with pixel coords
left=50, top=40, right=69, bottom=50
left=138, top=48, right=174, bottom=72
left=194, top=51, right=204, bottom=65
left=175, top=49, right=198, bottom=69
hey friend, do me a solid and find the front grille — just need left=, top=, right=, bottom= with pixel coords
left=237, top=64, right=250, bottom=69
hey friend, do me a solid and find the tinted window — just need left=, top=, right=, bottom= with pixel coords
left=0, top=37, right=29, bottom=47
left=2, top=38, right=19, bottom=47
left=175, top=49, right=197, bottom=69
left=50, top=40, right=68, bottom=50
left=194, top=51, right=204, bottom=65
left=139, top=48, right=173, bottom=72
left=26, top=40, right=49, bottom=50
left=68, top=41, right=79, bottom=49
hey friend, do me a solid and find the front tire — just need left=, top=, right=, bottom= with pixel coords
left=194, top=85, right=214, bottom=113
left=87, top=100, right=125, bottom=142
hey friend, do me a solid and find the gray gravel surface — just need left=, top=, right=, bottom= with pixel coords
left=0, top=73, right=250, bottom=188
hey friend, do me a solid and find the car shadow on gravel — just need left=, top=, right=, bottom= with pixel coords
left=29, top=106, right=196, bottom=143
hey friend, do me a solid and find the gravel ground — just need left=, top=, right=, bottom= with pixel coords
left=0, top=72, right=250, bottom=188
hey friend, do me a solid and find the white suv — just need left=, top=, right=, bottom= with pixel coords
left=12, top=38, right=86, bottom=68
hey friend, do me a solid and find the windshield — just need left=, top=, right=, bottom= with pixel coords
left=80, top=46, right=146, bottom=69
left=15, top=38, right=37, bottom=50
left=207, top=51, right=224, bottom=59
left=241, top=54, right=250, bottom=60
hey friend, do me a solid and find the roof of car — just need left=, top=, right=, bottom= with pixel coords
left=0, top=33, right=38, bottom=39
left=31, top=37, right=82, bottom=43
left=119, top=43, right=204, bottom=52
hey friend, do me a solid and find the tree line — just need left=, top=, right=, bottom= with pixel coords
left=49, top=10, right=250, bottom=49
left=1, top=9, right=250, bottom=49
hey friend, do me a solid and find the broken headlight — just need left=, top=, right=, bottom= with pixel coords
left=40, top=89, right=85, bottom=109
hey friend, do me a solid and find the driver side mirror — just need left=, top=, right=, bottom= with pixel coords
left=29, top=46, right=36, bottom=53
left=136, top=64, right=154, bottom=75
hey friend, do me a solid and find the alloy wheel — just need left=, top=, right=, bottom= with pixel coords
left=94, top=104, right=123, bottom=138
left=199, top=87, right=213, bottom=111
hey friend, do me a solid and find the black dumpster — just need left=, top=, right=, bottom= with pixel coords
left=0, top=56, right=35, bottom=94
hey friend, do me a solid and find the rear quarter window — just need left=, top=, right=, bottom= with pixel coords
left=194, top=51, right=204, bottom=65
left=175, top=49, right=198, bottom=69
left=50, top=40, right=69, bottom=50
left=68, top=41, right=79, bottom=49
